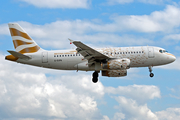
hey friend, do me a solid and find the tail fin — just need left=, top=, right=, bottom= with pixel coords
left=8, top=23, right=41, bottom=54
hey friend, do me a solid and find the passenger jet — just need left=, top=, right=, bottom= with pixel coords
left=5, top=23, right=176, bottom=83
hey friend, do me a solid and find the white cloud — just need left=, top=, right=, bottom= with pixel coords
left=20, top=0, right=90, bottom=9
left=0, top=21, right=153, bottom=49
left=111, top=5, right=180, bottom=32
left=156, top=108, right=180, bottom=120
left=107, top=0, right=134, bottom=5
left=105, top=84, right=161, bottom=104
left=0, top=23, right=9, bottom=35
left=1, top=5, right=180, bottom=49
left=0, top=54, right=104, bottom=119
left=114, top=96, right=158, bottom=120
left=138, top=0, right=163, bottom=4
left=113, top=112, right=125, bottom=120
left=107, top=0, right=164, bottom=5
left=163, top=34, right=180, bottom=43
left=1, top=52, right=180, bottom=119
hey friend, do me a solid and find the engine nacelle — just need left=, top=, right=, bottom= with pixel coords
left=102, top=58, right=130, bottom=70
left=102, top=70, right=127, bottom=77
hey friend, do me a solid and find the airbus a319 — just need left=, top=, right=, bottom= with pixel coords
left=5, top=23, right=176, bottom=83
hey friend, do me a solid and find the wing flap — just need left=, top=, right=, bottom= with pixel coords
left=69, top=39, right=109, bottom=61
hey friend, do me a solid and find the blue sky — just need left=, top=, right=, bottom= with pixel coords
left=0, top=0, right=180, bottom=120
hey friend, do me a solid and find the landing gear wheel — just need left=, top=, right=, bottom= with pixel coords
left=92, top=78, right=98, bottom=83
left=148, top=66, right=154, bottom=78
left=92, top=71, right=99, bottom=83
left=150, top=73, right=154, bottom=77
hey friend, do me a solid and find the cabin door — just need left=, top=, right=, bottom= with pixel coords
left=42, top=52, right=48, bottom=63
left=148, top=47, right=154, bottom=58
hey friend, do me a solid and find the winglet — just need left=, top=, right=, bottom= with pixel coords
left=68, top=38, right=74, bottom=44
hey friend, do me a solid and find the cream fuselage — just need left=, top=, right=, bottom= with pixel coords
left=16, top=46, right=176, bottom=71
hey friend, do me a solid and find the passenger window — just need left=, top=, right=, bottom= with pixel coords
left=128, top=52, right=130, bottom=54
left=139, top=51, right=141, bottom=53
left=142, top=51, right=144, bottom=53
left=60, top=55, right=61, bottom=57
left=54, top=55, right=56, bottom=57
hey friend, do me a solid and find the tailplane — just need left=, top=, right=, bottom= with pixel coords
left=8, top=23, right=41, bottom=54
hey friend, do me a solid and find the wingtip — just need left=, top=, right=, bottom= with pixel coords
left=68, top=38, right=74, bottom=44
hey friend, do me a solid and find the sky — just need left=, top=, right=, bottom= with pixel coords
left=0, top=0, right=180, bottom=120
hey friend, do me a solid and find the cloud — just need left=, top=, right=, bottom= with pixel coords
left=138, top=0, right=163, bottom=4
left=107, top=0, right=134, bottom=5
left=156, top=108, right=180, bottom=120
left=1, top=5, right=180, bottom=49
left=20, top=0, right=90, bottom=9
left=0, top=21, right=153, bottom=49
left=1, top=52, right=179, bottom=119
left=111, top=5, right=180, bottom=32
left=107, top=0, right=164, bottom=5
left=163, top=34, right=180, bottom=43
left=105, top=84, right=161, bottom=104
left=0, top=23, right=9, bottom=35
left=0, top=54, right=104, bottom=120
left=114, top=96, right=158, bottom=120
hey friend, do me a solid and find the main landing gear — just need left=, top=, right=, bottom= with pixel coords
left=92, top=71, right=99, bottom=83
left=148, top=66, right=154, bottom=77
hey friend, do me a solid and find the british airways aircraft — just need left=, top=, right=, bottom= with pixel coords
left=5, top=23, right=176, bottom=83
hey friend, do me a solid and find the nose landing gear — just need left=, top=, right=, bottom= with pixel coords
left=148, top=66, right=154, bottom=77
left=92, top=71, right=99, bottom=83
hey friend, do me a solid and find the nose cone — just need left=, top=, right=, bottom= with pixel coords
left=170, top=55, right=176, bottom=63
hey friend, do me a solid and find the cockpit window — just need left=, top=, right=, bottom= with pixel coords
left=159, top=49, right=168, bottom=53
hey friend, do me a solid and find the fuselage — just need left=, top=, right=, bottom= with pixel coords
left=15, top=46, right=176, bottom=71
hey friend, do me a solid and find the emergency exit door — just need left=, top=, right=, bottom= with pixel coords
left=42, top=52, right=48, bottom=63
left=148, top=47, right=154, bottom=58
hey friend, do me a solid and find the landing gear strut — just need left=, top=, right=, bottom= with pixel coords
left=92, top=71, right=99, bottom=83
left=148, top=66, right=154, bottom=77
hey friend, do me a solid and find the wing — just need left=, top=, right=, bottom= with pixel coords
left=69, top=39, right=109, bottom=64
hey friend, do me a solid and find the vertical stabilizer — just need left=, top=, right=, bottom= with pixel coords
left=8, top=23, right=41, bottom=54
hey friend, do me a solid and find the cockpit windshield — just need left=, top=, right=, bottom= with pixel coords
left=159, top=49, right=168, bottom=53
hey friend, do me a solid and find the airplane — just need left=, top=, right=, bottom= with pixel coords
left=5, top=23, right=176, bottom=83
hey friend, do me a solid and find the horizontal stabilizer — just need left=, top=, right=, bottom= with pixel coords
left=7, top=50, right=31, bottom=60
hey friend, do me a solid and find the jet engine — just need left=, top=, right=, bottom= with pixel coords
left=102, top=58, right=130, bottom=70
left=102, top=70, right=127, bottom=77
